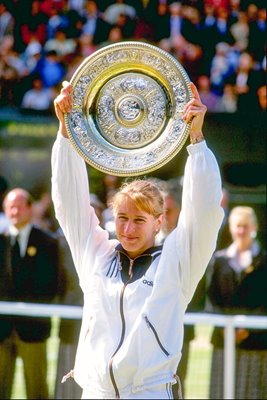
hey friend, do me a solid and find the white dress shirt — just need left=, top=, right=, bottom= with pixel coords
left=9, top=223, right=32, bottom=257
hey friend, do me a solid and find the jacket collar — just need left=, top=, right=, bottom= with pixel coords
left=115, top=243, right=162, bottom=260
left=115, top=244, right=162, bottom=283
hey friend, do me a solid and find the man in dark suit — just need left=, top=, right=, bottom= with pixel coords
left=0, top=188, right=60, bottom=399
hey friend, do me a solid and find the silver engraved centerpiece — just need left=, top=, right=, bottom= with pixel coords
left=65, top=41, right=192, bottom=176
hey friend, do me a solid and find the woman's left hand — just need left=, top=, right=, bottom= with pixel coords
left=183, top=82, right=207, bottom=144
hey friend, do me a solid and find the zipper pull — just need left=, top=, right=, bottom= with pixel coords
left=128, top=259, right=134, bottom=276
left=144, top=315, right=150, bottom=328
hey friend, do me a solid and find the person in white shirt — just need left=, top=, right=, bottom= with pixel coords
left=21, top=76, right=55, bottom=112
left=51, top=80, right=224, bottom=399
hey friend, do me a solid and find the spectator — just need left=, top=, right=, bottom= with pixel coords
left=79, top=0, right=112, bottom=45
left=230, top=10, right=249, bottom=51
left=226, top=51, right=263, bottom=113
left=46, top=2, right=70, bottom=39
left=89, top=193, right=105, bottom=227
left=33, top=49, right=66, bottom=88
left=77, top=33, right=96, bottom=57
left=206, top=206, right=267, bottom=399
left=102, top=0, right=137, bottom=25
left=22, top=41, right=43, bottom=74
left=44, top=28, right=77, bottom=60
left=247, top=6, right=266, bottom=62
left=166, top=5, right=204, bottom=82
left=0, top=44, right=29, bottom=107
left=113, top=12, right=136, bottom=39
left=32, top=191, right=55, bottom=231
left=202, top=2, right=216, bottom=28
left=20, top=0, right=49, bottom=48
left=0, top=188, right=60, bottom=399
left=21, top=75, right=56, bottom=115
left=169, top=1, right=183, bottom=43
left=167, top=1, right=188, bottom=60
left=216, top=82, right=237, bottom=112
left=144, top=0, right=171, bottom=43
left=47, top=0, right=84, bottom=39
left=209, top=41, right=233, bottom=95
left=157, top=178, right=207, bottom=399
left=197, top=74, right=221, bottom=112
left=0, top=1, right=15, bottom=53
left=80, top=0, right=101, bottom=36
left=229, top=0, right=241, bottom=20
left=213, top=6, right=236, bottom=44
left=157, top=177, right=182, bottom=243
left=201, top=5, right=235, bottom=74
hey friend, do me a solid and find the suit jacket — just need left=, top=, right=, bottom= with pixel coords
left=0, top=226, right=59, bottom=342
left=207, top=245, right=267, bottom=349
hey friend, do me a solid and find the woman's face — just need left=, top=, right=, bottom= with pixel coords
left=115, top=197, right=163, bottom=259
left=229, top=215, right=256, bottom=245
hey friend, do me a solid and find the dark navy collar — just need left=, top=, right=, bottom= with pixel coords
left=115, top=243, right=162, bottom=259
left=115, top=244, right=162, bottom=284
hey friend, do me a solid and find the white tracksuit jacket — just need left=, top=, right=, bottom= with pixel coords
left=51, top=134, right=224, bottom=399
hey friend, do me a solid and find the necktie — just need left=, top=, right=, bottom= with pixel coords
left=11, top=235, right=21, bottom=269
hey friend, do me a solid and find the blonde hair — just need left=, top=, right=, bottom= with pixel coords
left=112, top=179, right=164, bottom=218
left=229, top=206, right=258, bottom=230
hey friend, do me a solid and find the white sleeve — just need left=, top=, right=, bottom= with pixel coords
left=174, top=140, right=224, bottom=302
left=51, top=134, right=109, bottom=278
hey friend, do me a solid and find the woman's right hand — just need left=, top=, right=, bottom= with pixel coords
left=54, top=81, right=73, bottom=138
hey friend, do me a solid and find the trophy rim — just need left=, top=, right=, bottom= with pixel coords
left=65, top=40, right=193, bottom=177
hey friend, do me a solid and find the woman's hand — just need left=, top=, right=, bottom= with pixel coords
left=54, top=81, right=73, bottom=138
left=183, top=82, right=207, bottom=144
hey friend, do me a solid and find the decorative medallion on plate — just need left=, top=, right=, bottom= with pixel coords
left=65, top=41, right=192, bottom=176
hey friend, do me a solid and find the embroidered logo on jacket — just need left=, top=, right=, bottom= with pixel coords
left=142, top=279, right=153, bottom=287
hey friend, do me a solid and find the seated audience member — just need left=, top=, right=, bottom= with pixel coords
left=21, top=75, right=55, bottom=114
left=44, top=28, right=77, bottom=60
left=197, top=75, right=221, bottom=112
left=0, top=1, right=15, bottom=53
left=33, top=49, right=66, bottom=88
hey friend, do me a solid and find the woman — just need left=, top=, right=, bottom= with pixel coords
left=51, top=80, right=224, bottom=399
left=207, top=206, right=267, bottom=399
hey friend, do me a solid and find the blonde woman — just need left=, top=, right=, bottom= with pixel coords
left=51, top=80, right=224, bottom=399
left=207, top=206, right=267, bottom=399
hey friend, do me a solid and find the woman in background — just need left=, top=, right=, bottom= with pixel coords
left=207, top=206, right=267, bottom=399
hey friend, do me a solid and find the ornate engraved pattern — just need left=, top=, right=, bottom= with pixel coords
left=65, top=41, right=192, bottom=176
left=96, top=73, right=166, bottom=149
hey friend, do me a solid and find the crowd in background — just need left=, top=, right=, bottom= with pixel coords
left=0, top=0, right=266, bottom=114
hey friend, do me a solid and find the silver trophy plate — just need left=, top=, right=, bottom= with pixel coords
left=65, top=41, right=192, bottom=176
